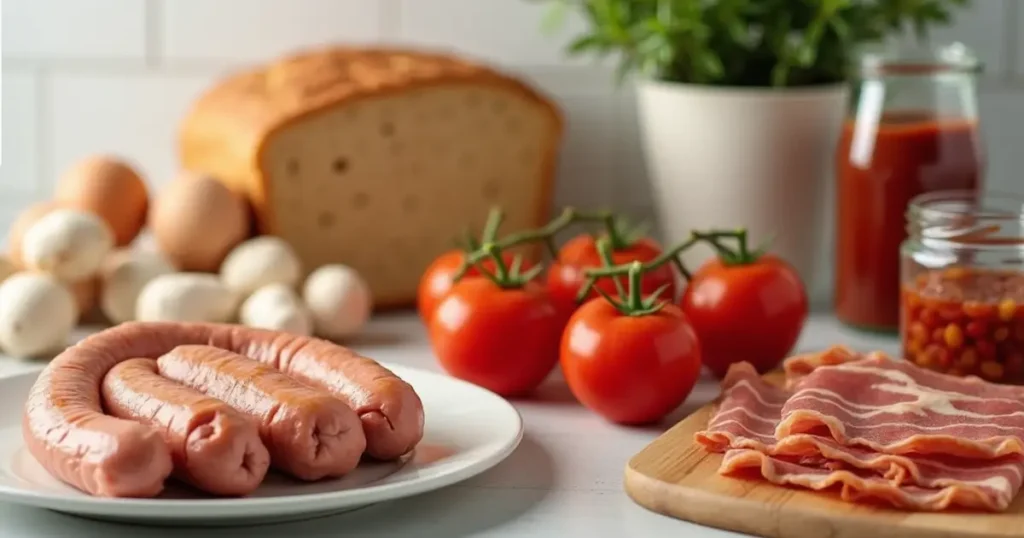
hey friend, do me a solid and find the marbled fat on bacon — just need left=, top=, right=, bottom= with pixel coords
left=694, top=351, right=1024, bottom=512
left=777, top=352, right=1024, bottom=458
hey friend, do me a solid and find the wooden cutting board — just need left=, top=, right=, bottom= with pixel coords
left=623, top=371, right=1024, bottom=538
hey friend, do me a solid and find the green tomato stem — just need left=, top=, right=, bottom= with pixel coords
left=452, top=206, right=627, bottom=284
left=481, top=207, right=505, bottom=244
left=627, top=261, right=643, bottom=312
left=576, top=229, right=749, bottom=304
left=594, top=237, right=626, bottom=300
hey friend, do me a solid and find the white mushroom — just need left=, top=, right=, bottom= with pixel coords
left=220, top=236, right=301, bottom=297
left=136, top=273, right=239, bottom=323
left=21, top=208, right=115, bottom=281
left=240, top=283, right=313, bottom=336
left=0, top=272, right=78, bottom=357
left=302, top=264, right=372, bottom=340
left=99, top=249, right=177, bottom=324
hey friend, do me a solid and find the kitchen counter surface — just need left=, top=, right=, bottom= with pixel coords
left=0, top=311, right=901, bottom=538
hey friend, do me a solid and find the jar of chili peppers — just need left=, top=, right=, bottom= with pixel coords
left=900, top=190, right=1024, bottom=383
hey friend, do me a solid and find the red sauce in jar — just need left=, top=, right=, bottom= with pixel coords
left=901, top=268, right=1024, bottom=382
left=835, top=112, right=984, bottom=331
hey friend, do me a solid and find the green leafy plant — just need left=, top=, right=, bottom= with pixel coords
left=536, top=0, right=971, bottom=87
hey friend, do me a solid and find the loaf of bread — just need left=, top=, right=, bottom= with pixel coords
left=178, top=46, right=564, bottom=308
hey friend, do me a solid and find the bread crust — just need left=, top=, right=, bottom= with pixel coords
left=177, top=45, right=564, bottom=309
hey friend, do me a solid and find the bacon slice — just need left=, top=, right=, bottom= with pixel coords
left=720, top=449, right=1011, bottom=512
left=695, top=354, right=1024, bottom=512
left=777, top=352, right=1024, bottom=458
left=781, top=345, right=863, bottom=390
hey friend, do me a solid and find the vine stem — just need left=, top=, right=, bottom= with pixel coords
left=576, top=229, right=746, bottom=302
left=626, top=261, right=643, bottom=311
left=584, top=229, right=741, bottom=278
left=452, top=206, right=632, bottom=283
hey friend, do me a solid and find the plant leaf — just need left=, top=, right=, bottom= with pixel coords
left=530, top=0, right=972, bottom=87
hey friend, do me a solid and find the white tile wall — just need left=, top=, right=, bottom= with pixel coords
left=1016, top=0, right=1024, bottom=77
left=979, top=88, right=1024, bottom=191
left=519, top=69, right=621, bottom=211
left=0, top=0, right=1020, bottom=305
left=398, top=0, right=598, bottom=67
left=1, top=71, right=38, bottom=195
left=160, top=0, right=381, bottom=64
left=1, top=0, right=147, bottom=61
left=48, top=73, right=219, bottom=194
left=923, top=0, right=1008, bottom=74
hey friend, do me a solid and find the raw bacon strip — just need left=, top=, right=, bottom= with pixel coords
left=720, top=450, right=1006, bottom=512
left=695, top=359, right=1024, bottom=511
left=782, top=345, right=863, bottom=389
left=697, top=363, right=1022, bottom=485
left=776, top=352, right=1024, bottom=458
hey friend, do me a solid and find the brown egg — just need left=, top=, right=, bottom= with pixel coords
left=7, top=201, right=67, bottom=266
left=149, top=172, right=251, bottom=272
left=55, top=156, right=149, bottom=247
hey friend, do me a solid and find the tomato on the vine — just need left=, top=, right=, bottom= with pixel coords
left=428, top=276, right=562, bottom=397
left=546, top=234, right=676, bottom=318
left=417, top=249, right=522, bottom=323
left=680, top=252, right=808, bottom=379
left=560, top=285, right=702, bottom=425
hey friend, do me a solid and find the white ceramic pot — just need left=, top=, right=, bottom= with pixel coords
left=635, top=79, right=849, bottom=298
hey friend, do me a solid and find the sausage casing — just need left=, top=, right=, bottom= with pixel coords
left=101, top=358, right=270, bottom=495
left=23, top=321, right=423, bottom=497
left=157, top=345, right=366, bottom=481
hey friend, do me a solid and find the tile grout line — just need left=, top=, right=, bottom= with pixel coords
left=1004, top=0, right=1019, bottom=81
left=144, top=0, right=163, bottom=68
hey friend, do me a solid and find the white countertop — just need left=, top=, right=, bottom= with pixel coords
left=0, top=312, right=901, bottom=538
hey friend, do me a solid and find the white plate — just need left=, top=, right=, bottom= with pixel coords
left=0, top=364, right=523, bottom=526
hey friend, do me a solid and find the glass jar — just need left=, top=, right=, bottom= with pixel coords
left=834, top=43, right=986, bottom=333
left=900, top=190, right=1024, bottom=383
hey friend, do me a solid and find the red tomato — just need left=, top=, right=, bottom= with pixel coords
left=559, top=298, right=702, bottom=425
left=680, top=254, right=808, bottom=378
left=428, top=276, right=562, bottom=397
left=546, top=235, right=676, bottom=318
left=417, top=250, right=521, bottom=324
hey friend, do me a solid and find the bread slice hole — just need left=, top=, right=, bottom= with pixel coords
left=379, top=121, right=395, bottom=137
left=402, top=195, right=419, bottom=213
left=482, top=180, right=501, bottom=200
left=332, top=158, right=349, bottom=174
left=317, top=212, right=336, bottom=229
left=352, top=192, right=369, bottom=209
left=287, top=159, right=300, bottom=175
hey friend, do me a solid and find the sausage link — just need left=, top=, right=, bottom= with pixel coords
left=157, top=345, right=366, bottom=481
left=101, top=358, right=270, bottom=495
left=226, top=330, right=425, bottom=460
left=23, top=321, right=423, bottom=497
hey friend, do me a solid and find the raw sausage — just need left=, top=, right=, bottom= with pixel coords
left=157, top=345, right=365, bottom=481
left=236, top=333, right=425, bottom=460
left=101, top=358, right=270, bottom=495
left=23, top=321, right=423, bottom=497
